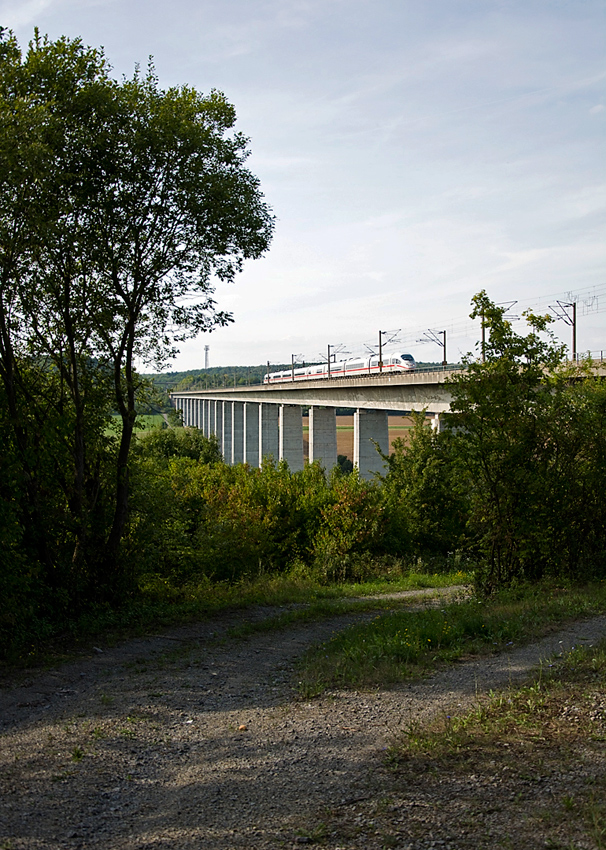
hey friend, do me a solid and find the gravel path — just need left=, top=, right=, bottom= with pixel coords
left=1, top=587, right=604, bottom=849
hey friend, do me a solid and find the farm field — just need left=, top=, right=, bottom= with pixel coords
left=303, top=414, right=415, bottom=460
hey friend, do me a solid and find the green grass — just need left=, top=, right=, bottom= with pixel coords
left=297, top=581, right=606, bottom=695
left=104, top=413, right=166, bottom=437
left=395, top=638, right=606, bottom=759
left=4, top=568, right=470, bottom=668
left=135, top=414, right=166, bottom=430
left=224, top=589, right=462, bottom=642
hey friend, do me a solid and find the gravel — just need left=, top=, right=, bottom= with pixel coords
left=1, top=587, right=604, bottom=849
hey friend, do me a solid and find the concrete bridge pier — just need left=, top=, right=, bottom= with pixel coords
left=354, top=408, right=389, bottom=479
left=243, top=402, right=260, bottom=466
left=231, top=402, right=244, bottom=464
left=279, top=405, right=304, bottom=472
left=309, top=406, right=337, bottom=470
left=431, top=412, right=446, bottom=432
left=221, top=401, right=232, bottom=461
left=259, top=403, right=279, bottom=463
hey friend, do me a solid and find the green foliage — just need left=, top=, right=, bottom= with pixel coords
left=447, top=291, right=606, bottom=591
left=136, top=426, right=222, bottom=463
left=0, top=28, right=272, bottom=653
left=381, top=413, right=467, bottom=556
left=312, top=471, right=387, bottom=582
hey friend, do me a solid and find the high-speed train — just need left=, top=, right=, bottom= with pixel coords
left=264, top=353, right=416, bottom=384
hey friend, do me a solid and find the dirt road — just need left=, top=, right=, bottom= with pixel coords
left=1, top=588, right=604, bottom=849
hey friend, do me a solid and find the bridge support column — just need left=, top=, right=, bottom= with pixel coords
left=279, top=405, right=304, bottom=472
left=221, top=401, right=232, bottom=461
left=231, top=402, right=244, bottom=464
left=309, top=406, right=337, bottom=470
left=259, top=403, right=279, bottom=463
left=431, top=412, right=445, bottom=432
left=354, top=409, right=389, bottom=479
left=213, top=400, right=222, bottom=442
left=244, top=402, right=260, bottom=467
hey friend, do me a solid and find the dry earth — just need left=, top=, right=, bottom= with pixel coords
left=1, top=588, right=604, bottom=850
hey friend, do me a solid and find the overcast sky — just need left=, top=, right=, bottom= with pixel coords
left=3, top=0, right=605, bottom=368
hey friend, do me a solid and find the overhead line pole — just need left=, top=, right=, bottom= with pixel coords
left=549, top=301, right=577, bottom=361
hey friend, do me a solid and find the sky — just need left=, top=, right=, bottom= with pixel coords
left=3, top=0, right=605, bottom=369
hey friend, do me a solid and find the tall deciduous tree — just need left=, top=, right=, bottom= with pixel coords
left=0, top=29, right=273, bottom=601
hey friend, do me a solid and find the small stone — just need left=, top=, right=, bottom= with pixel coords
left=238, top=724, right=248, bottom=731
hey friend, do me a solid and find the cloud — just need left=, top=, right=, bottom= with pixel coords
left=1, top=0, right=113, bottom=33
left=0, top=0, right=56, bottom=29
left=589, top=104, right=605, bottom=114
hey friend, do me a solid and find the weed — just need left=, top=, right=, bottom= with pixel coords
left=99, top=693, right=114, bottom=706
left=586, top=792, right=606, bottom=849
left=119, top=728, right=136, bottom=738
left=51, top=770, right=74, bottom=782
left=294, top=822, right=328, bottom=843
left=71, top=746, right=84, bottom=762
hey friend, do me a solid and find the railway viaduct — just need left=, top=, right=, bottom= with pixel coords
left=171, top=369, right=456, bottom=478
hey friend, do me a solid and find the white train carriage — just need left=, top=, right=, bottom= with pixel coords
left=264, top=353, right=415, bottom=384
